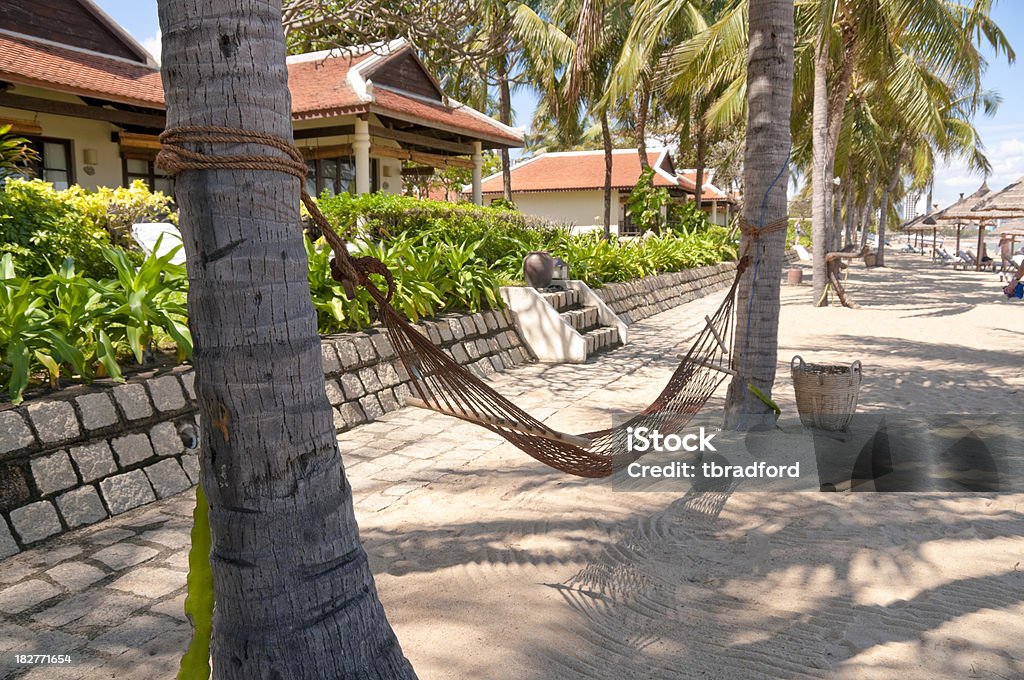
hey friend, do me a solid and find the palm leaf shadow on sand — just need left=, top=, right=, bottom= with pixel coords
left=535, top=484, right=1024, bottom=680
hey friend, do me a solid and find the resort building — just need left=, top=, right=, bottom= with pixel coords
left=476, top=148, right=734, bottom=234
left=0, top=0, right=522, bottom=199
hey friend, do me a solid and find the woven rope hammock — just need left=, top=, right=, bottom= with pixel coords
left=158, top=127, right=783, bottom=478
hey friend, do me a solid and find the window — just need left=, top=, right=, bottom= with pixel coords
left=619, top=202, right=641, bottom=237
left=122, top=155, right=174, bottom=194
left=19, top=137, right=74, bottom=189
left=305, top=156, right=379, bottom=196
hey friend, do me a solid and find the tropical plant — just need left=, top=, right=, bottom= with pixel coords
left=89, top=240, right=191, bottom=366
left=0, top=243, right=191, bottom=404
left=0, top=124, right=39, bottom=181
left=626, top=168, right=672, bottom=232
left=0, top=255, right=85, bottom=403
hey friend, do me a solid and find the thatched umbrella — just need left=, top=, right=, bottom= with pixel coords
left=973, top=176, right=1024, bottom=217
left=900, top=213, right=940, bottom=258
left=931, top=183, right=1004, bottom=270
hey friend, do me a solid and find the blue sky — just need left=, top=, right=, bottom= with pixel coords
left=95, top=0, right=1023, bottom=208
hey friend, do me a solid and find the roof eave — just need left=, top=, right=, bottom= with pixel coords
left=0, top=72, right=165, bottom=110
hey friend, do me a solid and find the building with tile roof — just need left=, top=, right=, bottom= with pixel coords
left=476, top=149, right=735, bottom=234
left=0, top=0, right=522, bottom=199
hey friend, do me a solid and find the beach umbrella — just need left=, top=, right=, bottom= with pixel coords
left=932, top=183, right=1003, bottom=270
left=973, top=176, right=1024, bottom=217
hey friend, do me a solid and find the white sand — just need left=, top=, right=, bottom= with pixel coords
left=356, top=254, right=1024, bottom=679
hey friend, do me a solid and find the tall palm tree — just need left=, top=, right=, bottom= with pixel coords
left=513, top=0, right=632, bottom=238
left=652, top=0, right=1011, bottom=301
left=723, top=0, right=793, bottom=427
left=158, top=0, right=416, bottom=676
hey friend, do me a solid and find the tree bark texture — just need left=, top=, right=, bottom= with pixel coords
left=723, top=0, right=793, bottom=429
left=810, top=26, right=831, bottom=306
left=877, top=171, right=900, bottom=267
left=497, top=54, right=513, bottom=202
left=636, top=80, right=651, bottom=172
left=601, top=108, right=613, bottom=239
left=812, top=22, right=855, bottom=305
left=694, top=120, right=706, bottom=210
left=844, top=175, right=854, bottom=247
left=158, top=1, right=416, bottom=677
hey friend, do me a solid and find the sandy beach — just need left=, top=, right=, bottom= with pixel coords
left=366, top=253, right=1024, bottom=679
left=2, top=252, right=1023, bottom=679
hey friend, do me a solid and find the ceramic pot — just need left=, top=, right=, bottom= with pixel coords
left=523, top=251, right=554, bottom=289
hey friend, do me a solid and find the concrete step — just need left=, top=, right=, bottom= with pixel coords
left=538, top=288, right=581, bottom=312
left=559, top=306, right=600, bottom=333
left=582, top=326, right=622, bottom=357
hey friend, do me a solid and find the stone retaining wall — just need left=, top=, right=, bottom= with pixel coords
left=0, top=259, right=756, bottom=555
left=0, top=309, right=531, bottom=556
left=594, top=252, right=802, bottom=325
left=595, top=262, right=739, bottom=323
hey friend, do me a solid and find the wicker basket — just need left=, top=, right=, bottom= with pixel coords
left=791, top=355, right=862, bottom=432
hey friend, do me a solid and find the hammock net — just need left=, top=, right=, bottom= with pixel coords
left=156, top=126, right=758, bottom=479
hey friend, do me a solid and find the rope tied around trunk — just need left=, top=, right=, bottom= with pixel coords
left=156, top=126, right=394, bottom=302
left=737, top=217, right=789, bottom=241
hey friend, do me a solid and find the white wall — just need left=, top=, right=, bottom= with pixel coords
left=1, top=85, right=124, bottom=190
left=494, top=190, right=621, bottom=234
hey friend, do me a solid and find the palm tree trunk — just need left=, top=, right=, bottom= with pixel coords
left=601, top=108, right=613, bottom=239
left=877, top=171, right=899, bottom=267
left=497, top=54, right=513, bottom=203
left=158, top=1, right=416, bottom=677
left=844, top=176, right=855, bottom=247
left=812, top=22, right=855, bottom=305
left=636, top=80, right=651, bottom=172
left=810, top=26, right=831, bottom=306
left=695, top=121, right=707, bottom=214
left=724, top=0, right=793, bottom=429
left=861, top=179, right=875, bottom=247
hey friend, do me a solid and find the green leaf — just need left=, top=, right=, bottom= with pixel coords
left=6, top=340, right=31, bottom=404
left=177, top=483, right=214, bottom=680
left=33, top=350, right=60, bottom=387
left=747, top=383, right=781, bottom=416
left=96, top=330, right=123, bottom=382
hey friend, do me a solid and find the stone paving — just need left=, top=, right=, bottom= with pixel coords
left=0, top=287, right=725, bottom=679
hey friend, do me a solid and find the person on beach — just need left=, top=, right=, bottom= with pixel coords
left=999, top=235, right=1014, bottom=273
left=1004, top=258, right=1024, bottom=299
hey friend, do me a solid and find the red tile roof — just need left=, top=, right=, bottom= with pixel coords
left=677, top=171, right=733, bottom=203
left=369, top=87, right=522, bottom=146
left=480, top=150, right=679, bottom=193
left=287, top=51, right=374, bottom=118
left=0, top=35, right=521, bottom=146
left=0, top=32, right=164, bottom=107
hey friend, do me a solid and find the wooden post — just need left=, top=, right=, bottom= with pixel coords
left=976, top=224, right=985, bottom=271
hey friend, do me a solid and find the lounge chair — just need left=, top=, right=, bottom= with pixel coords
left=953, top=250, right=975, bottom=270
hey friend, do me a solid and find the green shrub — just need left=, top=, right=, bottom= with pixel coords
left=305, top=232, right=504, bottom=334
left=0, top=179, right=175, bottom=278
left=61, top=180, right=177, bottom=248
left=0, top=179, right=118, bottom=278
left=0, top=243, right=190, bottom=404
left=667, top=200, right=713, bottom=234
